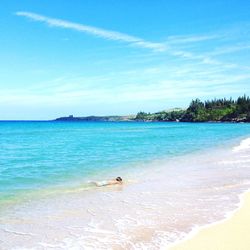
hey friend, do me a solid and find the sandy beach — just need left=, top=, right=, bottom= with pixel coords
left=169, top=191, right=250, bottom=250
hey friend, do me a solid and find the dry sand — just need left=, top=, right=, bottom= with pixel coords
left=169, top=191, right=250, bottom=250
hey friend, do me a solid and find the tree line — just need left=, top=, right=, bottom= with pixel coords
left=135, top=95, right=250, bottom=122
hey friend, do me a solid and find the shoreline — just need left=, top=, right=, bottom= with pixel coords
left=168, top=189, right=250, bottom=250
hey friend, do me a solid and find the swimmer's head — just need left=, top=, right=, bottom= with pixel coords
left=116, top=177, right=122, bottom=182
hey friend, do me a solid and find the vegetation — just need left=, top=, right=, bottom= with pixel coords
left=135, top=109, right=185, bottom=122
left=55, top=96, right=250, bottom=123
left=135, top=95, right=250, bottom=122
left=55, top=115, right=136, bottom=122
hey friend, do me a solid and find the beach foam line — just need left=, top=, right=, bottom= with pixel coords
left=1, top=228, right=36, bottom=237
left=218, top=159, right=250, bottom=165
left=167, top=188, right=250, bottom=250
left=233, top=137, right=250, bottom=152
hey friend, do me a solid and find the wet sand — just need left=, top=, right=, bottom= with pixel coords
left=169, top=191, right=250, bottom=250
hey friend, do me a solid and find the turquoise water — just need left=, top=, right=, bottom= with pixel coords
left=1, top=121, right=250, bottom=205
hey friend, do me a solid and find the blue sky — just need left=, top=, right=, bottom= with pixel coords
left=1, top=0, right=250, bottom=119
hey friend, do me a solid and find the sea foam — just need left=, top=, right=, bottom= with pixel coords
left=233, top=137, right=250, bottom=152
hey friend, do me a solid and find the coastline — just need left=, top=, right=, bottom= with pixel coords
left=168, top=190, right=250, bottom=250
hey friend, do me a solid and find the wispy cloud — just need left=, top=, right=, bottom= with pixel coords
left=2, top=63, right=249, bottom=107
left=207, top=44, right=250, bottom=56
left=166, top=34, right=220, bottom=44
left=15, top=11, right=165, bottom=51
left=16, top=11, right=244, bottom=68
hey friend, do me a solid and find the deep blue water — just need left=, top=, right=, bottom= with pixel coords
left=1, top=121, right=250, bottom=204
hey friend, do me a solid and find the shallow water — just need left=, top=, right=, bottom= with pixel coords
left=1, top=122, right=250, bottom=249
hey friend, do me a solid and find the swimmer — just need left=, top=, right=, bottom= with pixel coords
left=93, top=177, right=123, bottom=187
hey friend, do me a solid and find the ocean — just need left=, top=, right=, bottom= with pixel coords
left=1, top=121, right=250, bottom=249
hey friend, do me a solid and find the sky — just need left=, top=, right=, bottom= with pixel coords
left=1, top=0, right=250, bottom=120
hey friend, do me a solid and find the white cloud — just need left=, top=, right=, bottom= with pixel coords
left=208, top=44, right=250, bottom=56
left=166, top=34, right=220, bottom=44
left=15, top=11, right=165, bottom=52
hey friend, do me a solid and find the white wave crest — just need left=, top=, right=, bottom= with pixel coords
left=233, top=138, right=250, bottom=152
